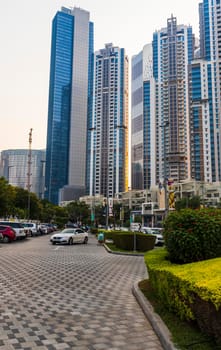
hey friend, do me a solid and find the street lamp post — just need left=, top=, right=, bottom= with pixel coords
left=160, top=121, right=169, bottom=218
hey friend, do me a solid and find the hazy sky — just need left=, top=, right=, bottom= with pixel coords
left=0, top=0, right=200, bottom=151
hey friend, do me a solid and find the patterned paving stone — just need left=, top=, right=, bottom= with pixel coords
left=0, top=235, right=163, bottom=349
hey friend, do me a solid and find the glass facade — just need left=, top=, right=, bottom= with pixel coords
left=1, top=150, right=46, bottom=199
left=45, top=7, right=94, bottom=204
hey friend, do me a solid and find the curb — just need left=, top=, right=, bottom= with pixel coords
left=132, top=281, right=178, bottom=350
left=103, top=243, right=144, bottom=256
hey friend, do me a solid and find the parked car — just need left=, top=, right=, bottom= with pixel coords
left=0, top=225, right=17, bottom=243
left=22, top=222, right=39, bottom=236
left=0, top=221, right=26, bottom=240
left=38, top=224, right=49, bottom=235
left=50, top=228, right=88, bottom=245
left=141, top=227, right=164, bottom=246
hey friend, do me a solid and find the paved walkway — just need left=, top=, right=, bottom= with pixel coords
left=0, top=234, right=163, bottom=349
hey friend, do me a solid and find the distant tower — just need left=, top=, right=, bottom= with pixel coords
left=45, top=7, right=94, bottom=204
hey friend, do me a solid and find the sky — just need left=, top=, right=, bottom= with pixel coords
left=0, top=0, right=200, bottom=151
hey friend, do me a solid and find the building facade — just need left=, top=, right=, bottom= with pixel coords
left=89, top=43, right=129, bottom=201
left=0, top=149, right=46, bottom=199
left=45, top=7, right=94, bottom=204
left=131, top=16, right=194, bottom=192
left=153, top=15, right=194, bottom=185
left=190, top=0, right=221, bottom=182
left=131, top=43, right=156, bottom=190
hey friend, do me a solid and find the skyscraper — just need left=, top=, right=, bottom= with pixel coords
left=89, top=43, right=128, bottom=200
left=131, top=44, right=156, bottom=190
left=131, top=16, right=194, bottom=191
left=0, top=149, right=46, bottom=199
left=153, top=15, right=194, bottom=185
left=190, top=0, right=221, bottom=182
left=45, top=7, right=94, bottom=204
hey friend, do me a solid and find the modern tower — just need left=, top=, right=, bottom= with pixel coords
left=153, top=15, right=194, bottom=185
left=131, top=44, right=156, bottom=190
left=190, top=0, right=221, bottom=183
left=89, top=43, right=129, bottom=201
left=0, top=149, right=46, bottom=199
left=45, top=7, right=94, bottom=204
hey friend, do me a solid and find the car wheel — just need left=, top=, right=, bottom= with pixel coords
left=83, top=236, right=88, bottom=244
left=52, top=242, right=56, bottom=245
left=3, top=236, right=10, bottom=243
left=69, top=238, right=73, bottom=245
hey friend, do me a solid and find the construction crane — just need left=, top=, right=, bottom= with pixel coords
left=27, top=128, right=33, bottom=219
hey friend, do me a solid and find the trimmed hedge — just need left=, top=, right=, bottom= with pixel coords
left=97, top=230, right=156, bottom=252
left=144, top=248, right=221, bottom=344
left=163, top=208, right=221, bottom=263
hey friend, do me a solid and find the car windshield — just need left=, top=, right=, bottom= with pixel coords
left=61, top=229, right=75, bottom=234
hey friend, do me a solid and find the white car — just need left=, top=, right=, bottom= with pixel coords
left=22, top=222, right=39, bottom=236
left=141, top=227, right=164, bottom=246
left=50, top=228, right=88, bottom=245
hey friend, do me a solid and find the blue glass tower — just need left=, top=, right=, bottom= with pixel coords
left=45, top=7, right=94, bottom=204
left=190, top=0, right=221, bottom=183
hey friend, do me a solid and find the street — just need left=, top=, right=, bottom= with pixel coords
left=0, top=234, right=163, bottom=350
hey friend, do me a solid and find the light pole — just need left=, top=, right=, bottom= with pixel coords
left=160, top=121, right=169, bottom=218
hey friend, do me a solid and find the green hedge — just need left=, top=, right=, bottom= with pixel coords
left=112, top=232, right=155, bottom=252
left=97, top=230, right=156, bottom=252
left=163, top=208, right=221, bottom=263
left=144, top=248, right=221, bottom=344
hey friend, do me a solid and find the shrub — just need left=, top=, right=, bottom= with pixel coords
left=163, top=208, right=221, bottom=263
left=113, top=232, right=155, bottom=252
left=90, top=227, right=98, bottom=234
left=144, top=249, right=221, bottom=344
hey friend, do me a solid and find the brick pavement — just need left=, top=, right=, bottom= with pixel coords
left=0, top=234, right=163, bottom=350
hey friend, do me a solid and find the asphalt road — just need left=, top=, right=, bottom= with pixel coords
left=0, top=233, right=163, bottom=350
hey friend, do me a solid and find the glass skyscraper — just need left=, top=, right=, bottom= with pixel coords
left=131, top=44, right=156, bottom=190
left=190, top=0, right=221, bottom=182
left=45, top=7, right=94, bottom=204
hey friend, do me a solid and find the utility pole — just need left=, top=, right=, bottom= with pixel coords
left=27, top=128, right=33, bottom=220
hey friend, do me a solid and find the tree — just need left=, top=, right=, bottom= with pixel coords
left=0, top=177, right=15, bottom=217
left=66, top=201, right=90, bottom=224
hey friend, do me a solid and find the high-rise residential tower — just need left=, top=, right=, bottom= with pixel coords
left=45, top=7, right=94, bottom=204
left=131, top=44, right=156, bottom=190
left=189, top=0, right=221, bottom=182
left=89, top=43, right=128, bottom=200
left=131, top=16, right=194, bottom=191
left=153, top=15, right=194, bottom=185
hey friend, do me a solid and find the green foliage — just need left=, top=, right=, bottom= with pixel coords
left=175, top=195, right=201, bottom=210
left=139, top=279, right=218, bottom=350
left=90, top=227, right=98, bottom=234
left=144, top=249, right=221, bottom=344
left=106, top=231, right=155, bottom=251
left=66, top=201, right=90, bottom=223
left=163, top=208, right=221, bottom=263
